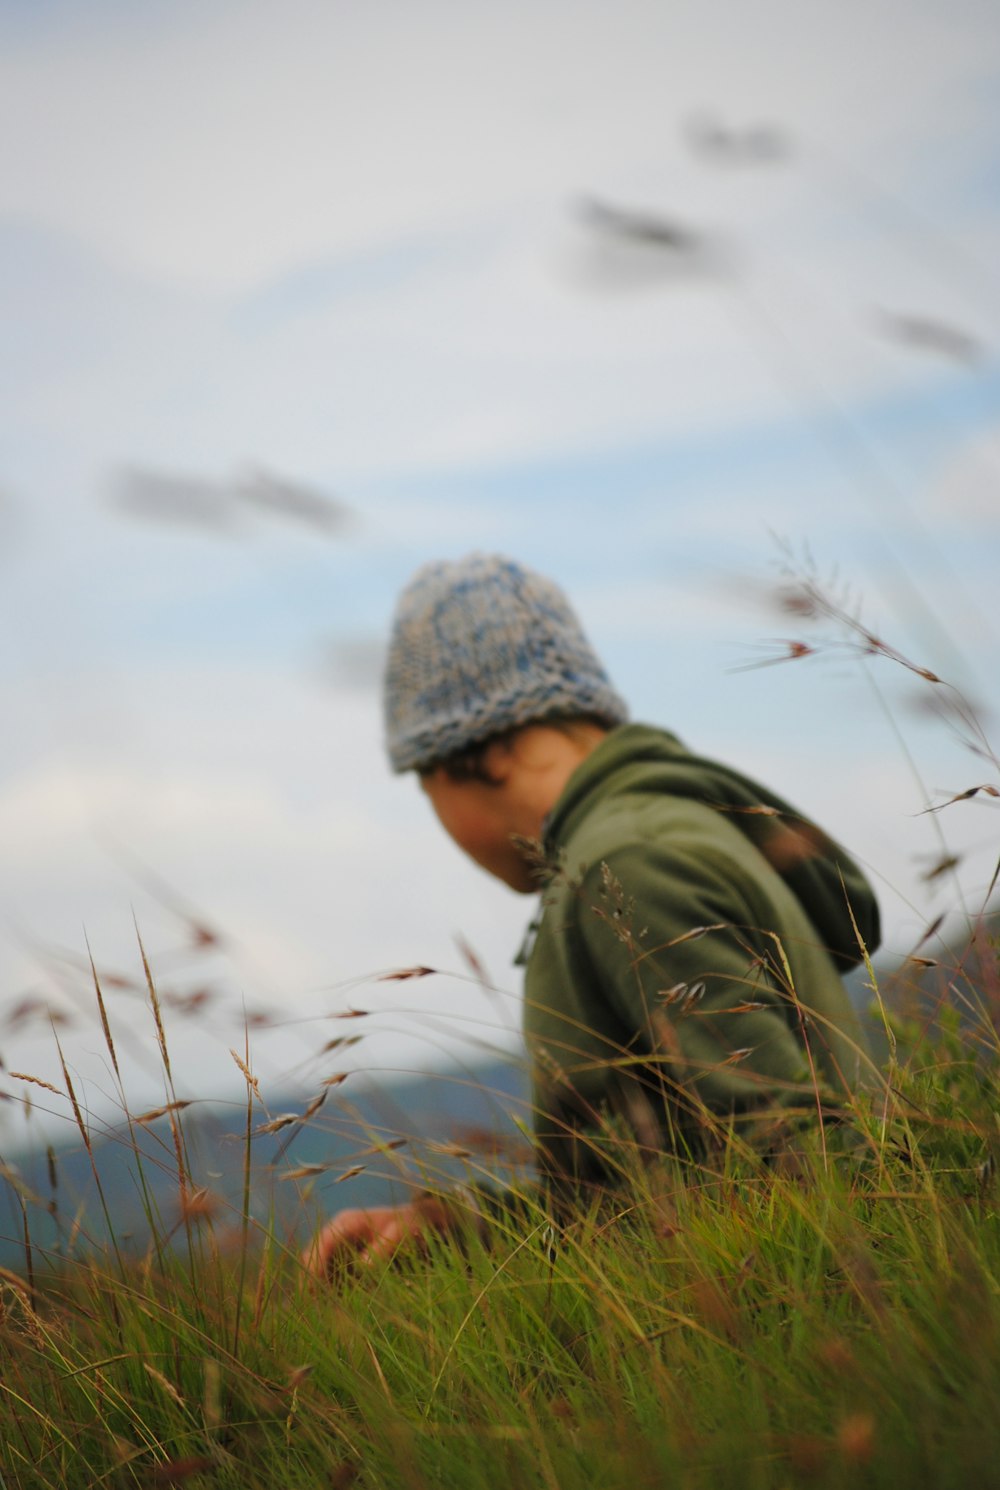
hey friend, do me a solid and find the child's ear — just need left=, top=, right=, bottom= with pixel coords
left=480, top=737, right=516, bottom=785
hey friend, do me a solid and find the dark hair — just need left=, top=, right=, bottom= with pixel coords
left=420, top=716, right=611, bottom=786
left=418, top=730, right=516, bottom=786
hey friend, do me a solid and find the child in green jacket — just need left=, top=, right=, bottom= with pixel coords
left=305, top=554, right=879, bottom=1271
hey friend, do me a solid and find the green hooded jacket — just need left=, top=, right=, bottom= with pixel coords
left=520, top=724, right=880, bottom=1198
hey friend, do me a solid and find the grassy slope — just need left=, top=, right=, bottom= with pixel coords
left=0, top=978, right=997, bottom=1490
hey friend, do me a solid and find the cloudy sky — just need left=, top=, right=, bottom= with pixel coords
left=1, top=0, right=998, bottom=1141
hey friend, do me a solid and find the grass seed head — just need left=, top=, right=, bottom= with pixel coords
left=178, top=1187, right=221, bottom=1224
left=836, top=1411, right=875, bottom=1464
left=817, top=1335, right=855, bottom=1374
left=9, top=1071, right=61, bottom=1096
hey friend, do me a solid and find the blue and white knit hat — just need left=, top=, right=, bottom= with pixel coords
left=384, top=554, right=628, bottom=773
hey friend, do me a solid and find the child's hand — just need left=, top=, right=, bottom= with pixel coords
left=301, top=1197, right=455, bottom=1279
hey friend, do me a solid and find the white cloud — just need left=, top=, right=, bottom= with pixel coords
left=4, top=0, right=998, bottom=493
left=923, top=420, right=1000, bottom=523
left=1, top=0, right=997, bottom=291
left=0, top=664, right=531, bottom=1121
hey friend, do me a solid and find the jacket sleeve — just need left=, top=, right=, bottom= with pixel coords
left=573, top=842, right=822, bottom=1116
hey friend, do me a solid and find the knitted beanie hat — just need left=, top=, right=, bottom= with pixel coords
left=384, top=553, right=628, bottom=773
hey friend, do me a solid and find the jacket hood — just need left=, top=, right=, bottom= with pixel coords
left=545, top=723, right=880, bottom=970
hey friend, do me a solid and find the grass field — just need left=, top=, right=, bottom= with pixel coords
left=0, top=937, right=997, bottom=1490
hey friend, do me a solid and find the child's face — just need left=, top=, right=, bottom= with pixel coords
left=419, top=767, right=537, bottom=893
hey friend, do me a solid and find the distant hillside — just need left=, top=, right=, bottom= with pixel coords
left=0, top=1056, right=532, bottom=1272
left=4, top=916, right=994, bottom=1274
